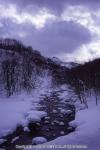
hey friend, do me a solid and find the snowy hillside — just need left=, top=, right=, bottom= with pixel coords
left=52, top=57, right=79, bottom=69
left=0, top=39, right=69, bottom=96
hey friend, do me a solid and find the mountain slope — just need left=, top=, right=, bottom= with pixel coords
left=0, top=38, right=69, bottom=96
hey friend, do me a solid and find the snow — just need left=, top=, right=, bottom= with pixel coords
left=60, top=131, right=65, bottom=135
left=25, top=100, right=100, bottom=150
left=32, top=137, right=47, bottom=145
left=52, top=110, right=57, bottom=113
left=44, top=120, right=49, bottom=124
left=59, top=122, right=64, bottom=126
left=0, top=91, right=47, bottom=138
left=0, top=72, right=51, bottom=138
left=0, top=97, right=31, bottom=137
left=60, top=109, right=72, bottom=115
left=11, top=136, right=19, bottom=143
left=45, top=117, right=50, bottom=120
left=26, top=110, right=47, bottom=123
left=67, top=126, right=73, bottom=130
left=24, top=127, right=30, bottom=132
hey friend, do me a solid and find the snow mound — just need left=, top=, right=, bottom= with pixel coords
left=59, top=122, right=64, bottom=126
left=60, top=131, right=65, bottom=135
left=60, top=109, right=72, bottom=115
left=0, top=94, right=47, bottom=138
left=26, top=111, right=47, bottom=123
left=0, top=98, right=31, bottom=137
left=24, top=127, right=30, bottom=132
left=32, top=137, right=47, bottom=144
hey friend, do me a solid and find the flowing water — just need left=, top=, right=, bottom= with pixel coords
left=0, top=90, right=75, bottom=150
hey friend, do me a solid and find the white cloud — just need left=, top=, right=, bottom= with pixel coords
left=62, top=6, right=95, bottom=33
left=59, top=5, right=100, bottom=62
left=0, top=4, right=56, bottom=29
left=59, top=42, right=100, bottom=63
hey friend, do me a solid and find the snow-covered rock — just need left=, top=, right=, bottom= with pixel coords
left=52, top=110, right=58, bottom=113
left=59, top=122, right=64, bottom=126
left=44, top=120, right=49, bottom=124
left=45, top=116, right=50, bottom=120
left=26, top=110, right=47, bottom=123
left=60, top=109, right=72, bottom=115
left=67, top=126, right=73, bottom=130
left=32, top=137, right=47, bottom=145
left=60, top=131, right=65, bottom=135
left=24, top=127, right=30, bottom=132
left=69, top=121, right=77, bottom=128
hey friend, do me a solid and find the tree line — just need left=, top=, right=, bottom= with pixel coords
left=68, top=58, right=100, bottom=105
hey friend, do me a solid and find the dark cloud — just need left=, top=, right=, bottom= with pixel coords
left=21, top=21, right=91, bottom=57
left=0, top=0, right=100, bottom=16
left=0, top=0, right=67, bottom=15
left=1, top=0, right=100, bottom=15
left=0, top=17, right=92, bottom=56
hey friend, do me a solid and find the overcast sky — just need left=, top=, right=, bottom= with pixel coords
left=0, top=0, right=100, bottom=62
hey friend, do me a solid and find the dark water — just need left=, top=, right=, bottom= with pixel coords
left=0, top=90, right=75, bottom=150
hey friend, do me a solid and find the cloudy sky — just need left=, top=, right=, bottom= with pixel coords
left=0, top=0, right=100, bottom=62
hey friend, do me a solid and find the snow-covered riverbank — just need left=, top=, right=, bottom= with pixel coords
left=0, top=90, right=47, bottom=139
left=28, top=99, right=100, bottom=150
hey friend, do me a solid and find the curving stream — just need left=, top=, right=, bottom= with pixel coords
left=0, top=90, right=75, bottom=150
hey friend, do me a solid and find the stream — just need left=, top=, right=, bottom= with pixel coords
left=0, top=90, right=75, bottom=150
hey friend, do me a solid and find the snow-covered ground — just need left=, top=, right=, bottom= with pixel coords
left=45, top=101, right=100, bottom=150
left=0, top=74, right=52, bottom=139
left=25, top=98, right=100, bottom=150
left=0, top=95, right=31, bottom=137
left=0, top=90, right=47, bottom=138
